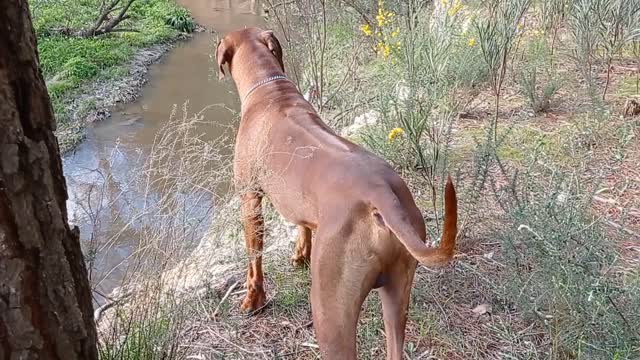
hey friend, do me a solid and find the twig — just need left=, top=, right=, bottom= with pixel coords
left=212, top=280, right=240, bottom=318
left=605, top=220, right=640, bottom=238
left=206, top=328, right=267, bottom=355
left=231, top=289, right=247, bottom=296
left=607, top=295, right=639, bottom=336
left=293, top=320, right=313, bottom=332
left=93, top=290, right=132, bottom=323
left=269, top=0, right=296, bottom=9
left=246, top=294, right=275, bottom=315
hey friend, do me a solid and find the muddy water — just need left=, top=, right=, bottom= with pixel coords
left=63, top=0, right=265, bottom=304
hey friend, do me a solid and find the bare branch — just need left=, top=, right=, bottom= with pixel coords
left=80, top=0, right=136, bottom=37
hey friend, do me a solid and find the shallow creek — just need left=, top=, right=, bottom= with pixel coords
left=62, top=0, right=265, bottom=303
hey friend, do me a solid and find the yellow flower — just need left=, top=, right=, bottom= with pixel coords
left=361, top=23, right=372, bottom=36
left=440, top=0, right=448, bottom=5
left=376, top=42, right=391, bottom=58
left=531, top=29, right=545, bottom=37
left=377, top=9, right=386, bottom=27
left=447, top=1, right=464, bottom=17
left=467, top=37, right=476, bottom=47
left=391, top=28, right=400, bottom=38
left=387, top=127, right=404, bottom=143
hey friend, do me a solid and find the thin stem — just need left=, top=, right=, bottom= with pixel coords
left=602, top=57, right=612, bottom=101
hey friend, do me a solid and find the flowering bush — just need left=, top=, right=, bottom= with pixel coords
left=360, top=0, right=401, bottom=59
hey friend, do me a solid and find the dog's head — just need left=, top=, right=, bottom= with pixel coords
left=216, top=27, right=284, bottom=81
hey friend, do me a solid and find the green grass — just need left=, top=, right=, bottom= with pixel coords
left=29, top=0, right=193, bottom=150
left=267, top=261, right=311, bottom=315
left=618, top=75, right=640, bottom=96
left=98, top=296, right=187, bottom=360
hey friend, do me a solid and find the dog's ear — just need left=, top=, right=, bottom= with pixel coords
left=260, top=30, right=285, bottom=72
left=216, top=38, right=232, bottom=80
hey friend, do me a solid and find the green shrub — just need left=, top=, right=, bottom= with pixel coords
left=38, top=36, right=133, bottom=82
left=475, top=0, right=531, bottom=141
left=493, top=162, right=640, bottom=358
left=165, top=7, right=195, bottom=33
left=517, top=34, right=562, bottom=113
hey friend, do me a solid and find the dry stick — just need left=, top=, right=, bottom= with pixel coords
left=93, top=290, right=132, bottom=323
left=293, top=320, right=313, bottom=333
left=212, top=281, right=240, bottom=318
left=603, top=57, right=613, bottom=101
left=607, top=295, right=639, bottom=336
left=322, top=38, right=365, bottom=109
left=277, top=348, right=311, bottom=358
left=605, top=220, right=640, bottom=238
left=318, top=0, right=327, bottom=113
left=248, top=294, right=275, bottom=315
left=206, top=329, right=267, bottom=355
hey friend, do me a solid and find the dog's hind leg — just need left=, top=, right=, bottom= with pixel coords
left=379, top=261, right=417, bottom=360
left=310, top=230, right=378, bottom=359
left=290, top=225, right=312, bottom=267
left=240, top=191, right=267, bottom=312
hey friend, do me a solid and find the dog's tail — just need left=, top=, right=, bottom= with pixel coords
left=374, top=176, right=457, bottom=267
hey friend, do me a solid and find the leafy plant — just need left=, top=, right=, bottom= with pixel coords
left=593, top=0, right=640, bottom=100
left=539, top=0, right=570, bottom=63
left=475, top=0, right=531, bottom=141
left=165, top=7, right=195, bottom=33
left=494, top=162, right=640, bottom=358
left=520, top=68, right=561, bottom=113
left=569, top=0, right=640, bottom=102
left=518, top=33, right=562, bottom=113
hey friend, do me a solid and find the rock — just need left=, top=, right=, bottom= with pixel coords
left=472, top=303, right=492, bottom=316
left=160, top=197, right=297, bottom=296
left=341, top=110, right=380, bottom=137
left=395, top=81, right=410, bottom=103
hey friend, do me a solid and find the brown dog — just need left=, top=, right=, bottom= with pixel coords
left=217, top=27, right=457, bottom=359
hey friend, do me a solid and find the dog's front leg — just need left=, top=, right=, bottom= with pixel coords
left=240, top=191, right=267, bottom=312
left=291, top=225, right=312, bottom=267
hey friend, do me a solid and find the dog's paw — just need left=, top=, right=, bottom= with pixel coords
left=290, top=254, right=309, bottom=268
left=240, top=291, right=266, bottom=313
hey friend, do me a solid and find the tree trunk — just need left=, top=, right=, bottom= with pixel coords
left=0, top=1, right=98, bottom=359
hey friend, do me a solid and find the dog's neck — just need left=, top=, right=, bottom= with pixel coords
left=242, top=74, right=289, bottom=103
left=229, top=48, right=290, bottom=105
left=233, top=67, right=288, bottom=106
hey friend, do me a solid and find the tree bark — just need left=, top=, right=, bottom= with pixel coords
left=0, top=1, right=98, bottom=359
